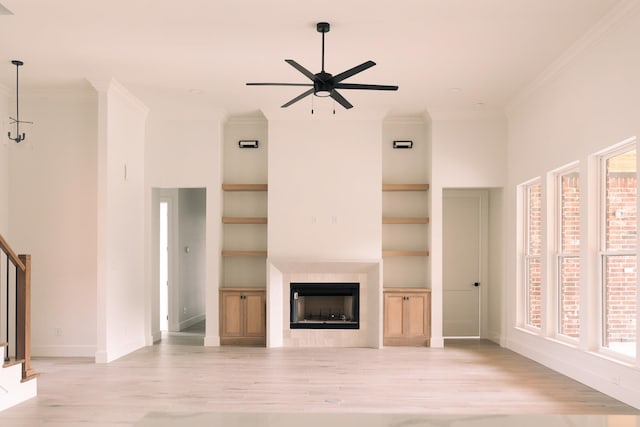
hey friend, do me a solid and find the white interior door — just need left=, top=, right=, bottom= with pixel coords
left=443, top=190, right=486, bottom=337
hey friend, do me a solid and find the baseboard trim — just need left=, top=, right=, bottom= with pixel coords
left=31, top=345, right=96, bottom=358
left=204, top=335, right=220, bottom=347
left=179, top=314, right=205, bottom=331
left=506, top=331, right=640, bottom=410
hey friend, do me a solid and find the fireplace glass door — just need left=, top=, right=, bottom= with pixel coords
left=290, top=283, right=359, bottom=329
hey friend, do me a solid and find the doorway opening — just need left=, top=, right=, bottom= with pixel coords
left=153, top=188, right=207, bottom=346
left=442, top=188, right=502, bottom=342
left=160, top=200, right=169, bottom=331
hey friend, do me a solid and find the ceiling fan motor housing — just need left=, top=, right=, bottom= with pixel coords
left=314, top=71, right=333, bottom=96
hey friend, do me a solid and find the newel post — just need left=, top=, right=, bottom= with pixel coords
left=17, top=254, right=35, bottom=380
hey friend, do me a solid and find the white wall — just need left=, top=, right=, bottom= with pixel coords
left=0, top=85, right=9, bottom=235
left=429, top=113, right=508, bottom=347
left=268, top=119, right=382, bottom=260
left=145, top=111, right=225, bottom=347
left=94, top=80, right=148, bottom=363
left=177, top=188, right=206, bottom=329
left=8, top=89, right=98, bottom=357
left=488, top=188, right=504, bottom=344
left=506, top=5, right=640, bottom=409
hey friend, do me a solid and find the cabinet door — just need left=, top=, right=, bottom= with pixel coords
left=244, top=293, right=265, bottom=337
left=405, top=294, right=428, bottom=337
left=384, top=293, right=405, bottom=338
left=221, top=293, right=243, bottom=337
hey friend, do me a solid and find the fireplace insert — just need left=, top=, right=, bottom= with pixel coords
left=290, top=282, right=360, bottom=329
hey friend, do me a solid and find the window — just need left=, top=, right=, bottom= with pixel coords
left=524, top=180, right=542, bottom=329
left=601, top=145, right=637, bottom=358
left=557, top=168, right=580, bottom=339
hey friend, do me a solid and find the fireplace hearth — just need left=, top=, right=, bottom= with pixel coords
left=290, top=283, right=359, bottom=329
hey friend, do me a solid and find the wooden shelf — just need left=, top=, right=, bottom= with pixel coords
left=382, top=250, right=430, bottom=257
left=222, top=184, right=268, bottom=191
left=222, top=250, right=268, bottom=257
left=222, top=217, right=267, bottom=224
left=382, top=184, right=429, bottom=192
left=383, top=217, right=429, bottom=224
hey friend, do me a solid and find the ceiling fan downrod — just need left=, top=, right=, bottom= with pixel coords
left=317, top=22, right=330, bottom=73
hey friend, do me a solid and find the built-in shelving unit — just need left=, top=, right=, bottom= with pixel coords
left=222, top=217, right=268, bottom=224
left=382, top=183, right=430, bottom=260
left=382, top=250, right=430, bottom=257
left=222, top=184, right=268, bottom=192
left=381, top=118, right=430, bottom=346
left=221, top=117, right=268, bottom=346
left=221, top=184, right=268, bottom=259
left=382, top=217, right=429, bottom=224
left=381, top=118, right=430, bottom=291
left=382, top=184, right=430, bottom=192
left=222, top=250, right=268, bottom=257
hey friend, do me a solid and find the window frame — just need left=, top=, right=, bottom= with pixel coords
left=598, top=140, right=637, bottom=361
left=554, top=163, right=581, bottom=343
left=522, top=178, right=543, bottom=331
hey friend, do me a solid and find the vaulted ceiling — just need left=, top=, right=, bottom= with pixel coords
left=0, top=0, right=623, bottom=116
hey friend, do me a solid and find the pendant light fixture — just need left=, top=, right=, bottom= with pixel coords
left=8, top=60, right=32, bottom=143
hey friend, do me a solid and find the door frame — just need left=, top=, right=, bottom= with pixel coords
left=159, top=189, right=180, bottom=333
left=443, top=189, right=490, bottom=339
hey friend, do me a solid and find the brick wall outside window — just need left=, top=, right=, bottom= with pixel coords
left=526, top=184, right=542, bottom=328
left=559, top=173, right=580, bottom=338
left=604, top=174, right=637, bottom=344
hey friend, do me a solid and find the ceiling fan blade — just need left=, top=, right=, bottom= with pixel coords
left=281, top=88, right=314, bottom=108
left=332, top=60, right=376, bottom=83
left=335, top=83, right=398, bottom=91
left=247, top=83, right=313, bottom=87
left=285, top=59, right=317, bottom=81
left=330, top=90, right=353, bottom=109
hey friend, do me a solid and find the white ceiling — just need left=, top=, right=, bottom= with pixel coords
left=0, top=0, right=624, bottom=117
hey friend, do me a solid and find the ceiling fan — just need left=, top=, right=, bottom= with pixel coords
left=246, top=22, right=398, bottom=110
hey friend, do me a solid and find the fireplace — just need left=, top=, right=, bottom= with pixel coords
left=289, top=283, right=360, bottom=329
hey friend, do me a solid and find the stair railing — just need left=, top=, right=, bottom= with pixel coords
left=0, top=233, right=35, bottom=380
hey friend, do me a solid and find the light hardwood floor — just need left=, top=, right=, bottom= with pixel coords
left=0, top=338, right=637, bottom=426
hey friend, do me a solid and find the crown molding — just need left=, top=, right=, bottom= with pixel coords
left=88, top=78, right=149, bottom=117
left=506, top=0, right=640, bottom=115
left=225, top=112, right=268, bottom=126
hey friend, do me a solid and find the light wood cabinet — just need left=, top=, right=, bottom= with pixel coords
left=219, top=288, right=266, bottom=346
left=383, top=288, right=430, bottom=346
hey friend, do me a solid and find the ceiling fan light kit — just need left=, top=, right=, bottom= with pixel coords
left=247, top=22, right=398, bottom=110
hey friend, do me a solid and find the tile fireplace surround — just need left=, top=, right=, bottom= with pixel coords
left=266, top=258, right=383, bottom=348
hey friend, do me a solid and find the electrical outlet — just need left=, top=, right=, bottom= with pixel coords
left=183, top=307, right=187, bottom=314
left=54, top=327, right=62, bottom=336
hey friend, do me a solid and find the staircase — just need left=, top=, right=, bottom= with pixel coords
left=0, top=234, right=37, bottom=411
left=0, top=343, right=36, bottom=411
